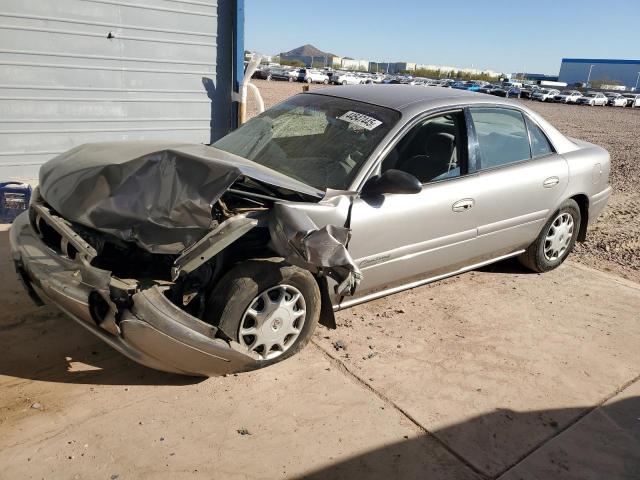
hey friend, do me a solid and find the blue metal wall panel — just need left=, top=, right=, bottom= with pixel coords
left=558, top=58, right=640, bottom=89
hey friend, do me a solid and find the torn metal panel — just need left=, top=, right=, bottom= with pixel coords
left=38, top=141, right=322, bottom=254
left=269, top=202, right=362, bottom=296
left=31, top=203, right=97, bottom=262
left=171, top=214, right=258, bottom=280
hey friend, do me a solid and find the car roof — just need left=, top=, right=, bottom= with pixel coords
left=306, top=84, right=512, bottom=113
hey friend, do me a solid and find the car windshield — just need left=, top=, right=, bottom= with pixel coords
left=584, top=93, right=596, bottom=97
left=560, top=91, right=571, bottom=95
left=213, top=94, right=401, bottom=190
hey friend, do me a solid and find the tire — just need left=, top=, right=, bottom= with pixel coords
left=323, top=78, right=329, bottom=84
left=306, top=78, right=312, bottom=84
left=288, top=77, right=294, bottom=82
left=204, top=258, right=321, bottom=367
left=342, top=80, right=347, bottom=85
left=518, top=199, right=581, bottom=273
left=266, top=74, right=272, bottom=81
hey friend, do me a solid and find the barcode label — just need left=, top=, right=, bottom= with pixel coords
left=338, top=111, right=383, bottom=131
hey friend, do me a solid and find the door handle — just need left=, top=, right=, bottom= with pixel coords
left=543, top=176, right=560, bottom=188
left=452, top=198, right=475, bottom=213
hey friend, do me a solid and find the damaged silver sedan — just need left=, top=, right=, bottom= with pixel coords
left=10, top=86, right=611, bottom=376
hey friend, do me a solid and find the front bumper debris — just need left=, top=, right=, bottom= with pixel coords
left=10, top=212, right=259, bottom=376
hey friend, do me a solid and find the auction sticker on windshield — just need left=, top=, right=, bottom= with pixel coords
left=338, top=111, right=383, bottom=131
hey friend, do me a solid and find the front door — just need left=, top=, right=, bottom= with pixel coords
left=347, top=110, right=483, bottom=298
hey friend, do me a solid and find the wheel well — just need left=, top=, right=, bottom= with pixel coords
left=571, top=194, right=589, bottom=242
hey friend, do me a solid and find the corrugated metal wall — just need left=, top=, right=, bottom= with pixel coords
left=0, top=0, right=236, bottom=180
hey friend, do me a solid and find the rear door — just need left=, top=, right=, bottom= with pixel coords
left=462, top=107, right=569, bottom=259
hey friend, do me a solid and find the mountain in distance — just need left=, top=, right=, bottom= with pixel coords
left=280, top=44, right=338, bottom=58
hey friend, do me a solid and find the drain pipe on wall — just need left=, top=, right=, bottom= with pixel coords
left=237, top=54, right=265, bottom=125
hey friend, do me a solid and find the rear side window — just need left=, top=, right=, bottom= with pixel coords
left=525, top=116, right=554, bottom=157
left=470, top=108, right=531, bottom=169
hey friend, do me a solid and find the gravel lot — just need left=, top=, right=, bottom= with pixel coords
left=248, top=80, right=640, bottom=282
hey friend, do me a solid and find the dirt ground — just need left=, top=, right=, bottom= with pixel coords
left=248, top=80, right=640, bottom=283
left=1, top=82, right=639, bottom=479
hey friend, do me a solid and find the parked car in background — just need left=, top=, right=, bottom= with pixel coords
left=553, top=90, right=583, bottom=103
left=604, top=92, right=626, bottom=107
left=333, top=72, right=362, bottom=85
left=491, top=84, right=522, bottom=98
left=467, top=82, right=489, bottom=92
left=532, top=89, right=560, bottom=102
left=477, top=84, right=501, bottom=94
left=610, top=96, right=627, bottom=107
left=287, top=68, right=302, bottom=82
left=520, top=85, right=541, bottom=99
left=252, top=67, right=271, bottom=80
left=298, top=69, right=329, bottom=84
left=621, top=93, right=640, bottom=108
left=265, top=67, right=292, bottom=82
left=11, top=86, right=611, bottom=375
left=451, top=81, right=472, bottom=90
left=576, top=92, right=608, bottom=106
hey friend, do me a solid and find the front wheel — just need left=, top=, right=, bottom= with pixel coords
left=518, top=199, right=581, bottom=273
left=204, top=259, right=320, bottom=367
left=306, top=78, right=312, bottom=84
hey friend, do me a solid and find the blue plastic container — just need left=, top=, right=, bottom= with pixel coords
left=0, top=182, right=32, bottom=223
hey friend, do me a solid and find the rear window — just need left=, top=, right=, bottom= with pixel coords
left=470, top=108, right=531, bottom=170
left=525, top=116, right=554, bottom=158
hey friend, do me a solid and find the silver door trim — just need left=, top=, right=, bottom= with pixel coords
left=336, top=249, right=525, bottom=310
left=356, top=227, right=477, bottom=271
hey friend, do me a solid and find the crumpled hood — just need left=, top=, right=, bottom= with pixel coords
left=39, top=141, right=322, bottom=254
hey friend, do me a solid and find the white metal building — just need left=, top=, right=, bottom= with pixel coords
left=0, top=0, right=243, bottom=180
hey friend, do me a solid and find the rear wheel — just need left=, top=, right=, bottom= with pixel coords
left=204, top=259, right=320, bottom=367
left=518, top=199, right=580, bottom=273
left=306, top=78, right=312, bottom=84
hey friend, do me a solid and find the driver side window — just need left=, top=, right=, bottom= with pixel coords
left=381, top=112, right=464, bottom=184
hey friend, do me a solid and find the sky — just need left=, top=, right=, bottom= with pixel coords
left=245, top=0, right=638, bottom=75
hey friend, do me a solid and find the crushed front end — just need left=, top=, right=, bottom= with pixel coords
left=10, top=202, right=261, bottom=376
left=10, top=142, right=361, bottom=376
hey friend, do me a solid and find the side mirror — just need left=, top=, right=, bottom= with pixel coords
left=361, top=169, right=422, bottom=197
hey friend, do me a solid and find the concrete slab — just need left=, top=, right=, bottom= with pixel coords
left=0, top=320, right=479, bottom=480
left=499, top=379, right=640, bottom=480
left=314, top=260, right=640, bottom=477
